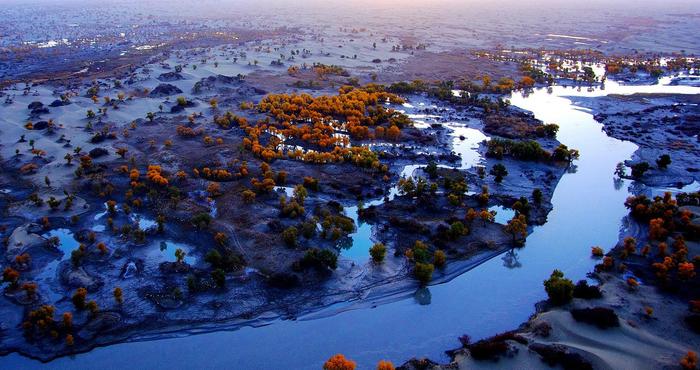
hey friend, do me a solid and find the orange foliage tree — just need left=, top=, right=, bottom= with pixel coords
left=323, top=354, right=356, bottom=370
left=146, top=165, right=169, bottom=186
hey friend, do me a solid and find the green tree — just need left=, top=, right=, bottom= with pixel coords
left=212, top=268, right=226, bottom=287
left=532, top=189, right=543, bottom=204
left=490, top=164, right=508, bottom=183
left=656, top=154, right=671, bottom=169
left=631, top=162, right=650, bottom=178
left=282, top=226, right=298, bottom=247
left=543, top=269, right=574, bottom=305
left=175, top=248, right=186, bottom=263
left=414, top=263, right=434, bottom=284
left=370, top=243, right=387, bottom=263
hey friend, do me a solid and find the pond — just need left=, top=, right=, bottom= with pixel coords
left=35, top=229, right=79, bottom=302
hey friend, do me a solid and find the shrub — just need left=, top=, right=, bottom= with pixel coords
left=468, top=332, right=526, bottom=361
left=469, top=339, right=508, bottom=361
left=113, top=287, right=123, bottom=304
left=297, top=248, right=338, bottom=271
left=370, top=243, right=387, bottom=263
left=543, top=270, right=574, bottom=305
left=573, top=280, right=602, bottom=299
left=570, top=307, right=619, bottom=329
left=267, top=272, right=300, bottom=289
left=529, top=343, right=592, bottom=370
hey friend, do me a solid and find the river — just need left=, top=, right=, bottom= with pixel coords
left=6, top=77, right=699, bottom=369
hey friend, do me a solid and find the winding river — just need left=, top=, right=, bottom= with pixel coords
left=7, top=77, right=699, bottom=369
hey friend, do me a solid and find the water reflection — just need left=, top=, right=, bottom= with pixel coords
left=414, top=287, right=432, bottom=305
left=501, top=249, right=522, bottom=269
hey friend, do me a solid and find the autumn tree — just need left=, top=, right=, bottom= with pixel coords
left=323, top=354, right=357, bottom=370
left=479, top=209, right=495, bottom=226
left=114, top=287, right=123, bottom=304
left=482, top=75, right=492, bottom=88
left=591, top=246, right=604, bottom=257
left=62, top=312, right=72, bottom=329
left=242, top=189, right=256, bottom=203
left=505, top=215, right=527, bottom=243
left=214, top=232, right=228, bottom=247
left=648, top=218, right=667, bottom=240
left=21, top=282, right=38, bottom=299
left=433, top=250, right=446, bottom=268
left=465, top=208, right=477, bottom=225
left=207, top=182, right=221, bottom=197
left=87, top=300, right=99, bottom=316
left=386, top=125, right=401, bottom=141
left=72, top=287, right=88, bottom=309
left=680, top=351, right=698, bottom=370
left=3, top=267, right=20, bottom=288
left=679, top=262, right=696, bottom=280
left=520, top=76, right=535, bottom=88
